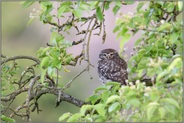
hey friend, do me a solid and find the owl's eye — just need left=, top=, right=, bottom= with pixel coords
left=109, top=53, right=114, bottom=56
left=100, top=53, right=108, bottom=59
left=103, top=53, right=108, bottom=57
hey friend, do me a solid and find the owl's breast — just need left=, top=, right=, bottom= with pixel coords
left=97, top=60, right=122, bottom=75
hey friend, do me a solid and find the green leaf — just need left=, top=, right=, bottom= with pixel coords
left=86, top=95, right=100, bottom=104
left=128, top=98, right=141, bottom=107
left=73, top=9, right=82, bottom=18
left=169, top=32, right=179, bottom=44
left=1, top=115, right=16, bottom=122
left=113, top=24, right=122, bottom=33
left=80, top=105, right=94, bottom=115
left=112, top=5, right=120, bottom=15
left=94, top=86, right=109, bottom=93
left=124, top=0, right=135, bottom=4
left=39, top=47, right=50, bottom=57
left=67, top=113, right=82, bottom=122
left=148, top=102, right=160, bottom=107
left=168, top=57, right=182, bottom=71
left=117, top=26, right=128, bottom=38
left=162, top=98, right=180, bottom=109
left=158, top=107, right=166, bottom=119
left=94, top=104, right=106, bottom=116
left=137, top=2, right=144, bottom=11
left=120, top=33, right=131, bottom=49
left=158, top=23, right=172, bottom=31
left=105, top=82, right=121, bottom=86
left=27, top=17, right=36, bottom=26
left=101, top=91, right=111, bottom=102
left=41, top=68, right=47, bottom=83
left=57, top=1, right=72, bottom=17
left=40, top=2, right=53, bottom=15
left=51, top=58, right=61, bottom=69
left=59, top=113, right=71, bottom=121
left=164, top=104, right=176, bottom=115
left=134, top=38, right=142, bottom=46
left=178, top=1, right=183, bottom=11
left=104, top=1, right=111, bottom=10
left=96, top=6, right=103, bottom=21
left=167, top=3, right=175, bottom=12
left=147, top=105, right=158, bottom=120
left=106, top=95, right=120, bottom=104
left=108, top=102, right=120, bottom=113
left=21, top=1, right=35, bottom=8
left=40, top=56, right=50, bottom=68
left=45, top=4, right=53, bottom=14
left=58, top=6, right=68, bottom=17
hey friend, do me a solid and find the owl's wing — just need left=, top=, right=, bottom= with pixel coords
left=98, top=60, right=128, bottom=85
left=114, top=57, right=127, bottom=70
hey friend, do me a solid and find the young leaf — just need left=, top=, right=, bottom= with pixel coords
left=27, top=17, right=36, bottom=26
left=137, top=2, right=144, bottom=11
left=40, top=56, right=50, bottom=68
left=128, top=98, right=141, bottom=107
left=105, top=82, right=121, bottom=86
left=113, top=25, right=121, bottom=33
left=112, top=5, right=120, bottom=15
left=102, top=91, right=111, bottom=102
left=162, top=98, right=180, bottom=109
left=41, top=68, right=47, bottom=83
left=106, top=95, right=120, bottom=104
left=164, top=104, right=176, bottom=115
left=178, top=1, right=183, bottom=11
left=167, top=3, right=175, bottom=12
left=120, top=33, right=131, bottom=49
left=94, top=86, right=109, bottom=93
left=21, top=1, right=35, bottom=8
left=158, top=107, right=166, bottom=119
left=59, top=113, right=71, bottom=121
left=80, top=105, right=94, bottom=115
left=67, top=113, right=82, bottom=122
left=108, top=102, right=120, bottom=113
left=124, top=0, right=135, bottom=4
left=58, top=6, right=68, bottom=17
left=1, top=115, right=16, bottom=122
left=148, top=102, right=160, bottom=107
left=94, top=104, right=106, bottom=117
left=72, top=9, right=82, bottom=18
left=104, top=1, right=111, bottom=10
left=169, top=32, right=179, bottom=44
left=147, top=105, right=157, bottom=120
left=96, top=6, right=103, bottom=21
left=85, top=95, right=100, bottom=104
left=158, top=23, right=172, bottom=31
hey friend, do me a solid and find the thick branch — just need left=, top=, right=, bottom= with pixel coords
left=1, top=87, right=29, bottom=102
left=32, top=87, right=86, bottom=107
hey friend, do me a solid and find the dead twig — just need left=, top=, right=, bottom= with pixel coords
left=1, top=56, right=40, bottom=65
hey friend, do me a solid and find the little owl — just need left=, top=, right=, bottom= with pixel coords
left=97, top=48, right=128, bottom=85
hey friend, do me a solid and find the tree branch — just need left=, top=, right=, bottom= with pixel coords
left=1, top=56, right=40, bottom=65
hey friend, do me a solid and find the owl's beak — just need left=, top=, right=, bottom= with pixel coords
left=107, top=54, right=111, bottom=59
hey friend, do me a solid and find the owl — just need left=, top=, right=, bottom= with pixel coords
left=97, top=48, right=128, bottom=85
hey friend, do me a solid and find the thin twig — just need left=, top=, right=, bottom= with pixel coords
left=1, top=56, right=40, bottom=65
left=62, top=68, right=87, bottom=91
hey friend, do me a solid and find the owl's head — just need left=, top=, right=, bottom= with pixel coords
left=99, top=48, right=118, bottom=60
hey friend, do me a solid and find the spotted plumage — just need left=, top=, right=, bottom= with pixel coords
left=97, top=48, right=128, bottom=85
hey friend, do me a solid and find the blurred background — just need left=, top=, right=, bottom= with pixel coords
left=2, top=1, right=139, bottom=122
